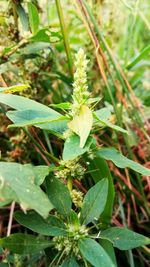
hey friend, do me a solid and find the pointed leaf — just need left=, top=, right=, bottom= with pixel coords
left=46, top=175, right=72, bottom=217
left=85, top=151, right=115, bottom=226
left=101, top=227, right=150, bottom=250
left=78, top=238, right=115, bottom=267
left=80, top=178, right=108, bottom=225
left=15, top=211, right=67, bottom=236
left=98, top=148, right=150, bottom=176
left=0, top=84, right=30, bottom=93
left=68, top=105, right=93, bottom=148
left=0, top=234, right=53, bottom=254
left=28, top=2, right=39, bottom=34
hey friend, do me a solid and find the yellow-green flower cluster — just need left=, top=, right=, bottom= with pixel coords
left=56, top=159, right=85, bottom=180
left=71, top=189, right=83, bottom=208
left=72, top=48, right=90, bottom=115
left=53, top=225, right=88, bottom=256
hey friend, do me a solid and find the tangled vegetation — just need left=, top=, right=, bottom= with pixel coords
left=0, top=1, right=150, bottom=266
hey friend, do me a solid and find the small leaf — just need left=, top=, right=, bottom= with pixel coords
left=46, top=175, right=72, bottom=217
left=0, top=84, right=30, bottom=94
left=101, top=227, right=150, bottom=250
left=63, top=134, right=93, bottom=160
left=15, top=211, right=67, bottom=236
left=98, top=147, right=150, bottom=176
left=80, top=178, right=108, bottom=225
left=68, top=105, right=93, bottom=148
left=28, top=2, right=39, bottom=34
left=0, top=234, right=53, bottom=254
left=78, top=238, right=115, bottom=267
left=30, top=28, right=50, bottom=42
left=50, top=102, right=71, bottom=110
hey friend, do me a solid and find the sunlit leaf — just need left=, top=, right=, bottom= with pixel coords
left=68, top=105, right=93, bottom=148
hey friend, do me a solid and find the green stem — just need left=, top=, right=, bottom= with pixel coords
left=67, top=176, right=73, bottom=192
left=55, top=0, right=73, bottom=79
left=23, top=128, right=59, bottom=164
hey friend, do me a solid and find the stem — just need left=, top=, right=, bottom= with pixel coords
left=55, top=0, right=73, bottom=79
left=67, top=177, right=73, bottom=192
left=7, top=201, right=15, bottom=236
left=67, top=176, right=73, bottom=192
left=23, top=128, right=59, bottom=164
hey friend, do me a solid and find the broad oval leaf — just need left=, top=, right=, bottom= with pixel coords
left=0, top=162, right=52, bottom=218
left=98, top=147, right=150, bottom=176
left=80, top=178, right=108, bottom=225
left=101, top=227, right=150, bottom=250
left=15, top=211, right=67, bottom=236
left=63, top=134, right=93, bottom=161
left=46, top=175, right=72, bottom=217
left=0, top=234, right=53, bottom=255
left=78, top=238, right=115, bottom=267
left=68, top=105, right=93, bottom=148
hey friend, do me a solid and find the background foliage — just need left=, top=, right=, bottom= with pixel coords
left=0, top=0, right=150, bottom=266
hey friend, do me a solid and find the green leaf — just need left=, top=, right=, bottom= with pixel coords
left=30, top=28, right=50, bottom=42
left=78, top=238, right=115, bottom=267
left=50, top=102, right=71, bottom=110
left=0, top=93, right=56, bottom=112
left=68, top=105, right=93, bottom=148
left=100, top=239, right=117, bottom=266
left=80, top=178, right=108, bottom=225
left=14, top=211, right=67, bottom=236
left=63, top=134, right=93, bottom=160
left=101, top=227, right=150, bottom=250
left=7, top=109, right=66, bottom=128
left=28, top=2, right=39, bottom=34
left=94, top=110, right=127, bottom=133
left=61, top=257, right=80, bottom=267
left=0, top=84, right=30, bottom=93
left=94, top=107, right=112, bottom=121
left=126, top=44, right=150, bottom=70
left=0, top=234, right=53, bottom=254
left=98, top=147, right=150, bottom=176
left=0, top=94, right=67, bottom=135
left=68, top=210, right=80, bottom=229
left=0, top=162, right=52, bottom=218
left=22, top=42, right=51, bottom=55
left=46, top=175, right=72, bottom=217
left=16, top=4, right=29, bottom=31
left=86, top=151, right=115, bottom=226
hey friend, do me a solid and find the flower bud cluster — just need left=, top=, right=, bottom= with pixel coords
left=53, top=225, right=88, bottom=256
left=56, top=159, right=85, bottom=181
left=71, top=48, right=90, bottom=115
left=71, top=189, right=83, bottom=208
